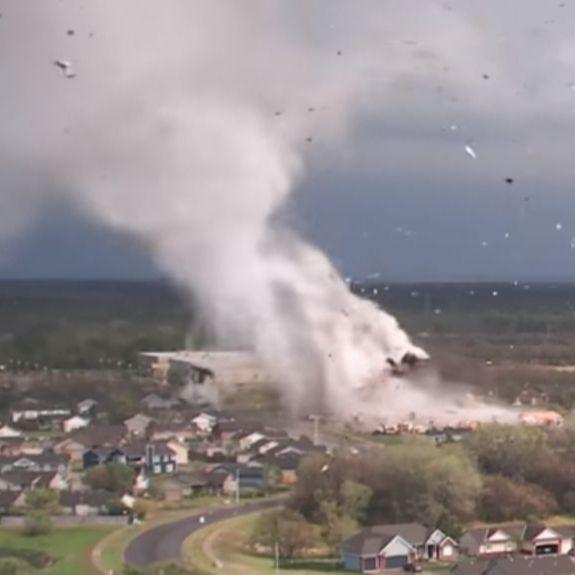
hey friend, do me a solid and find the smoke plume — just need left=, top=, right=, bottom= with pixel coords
left=0, top=1, right=516, bottom=420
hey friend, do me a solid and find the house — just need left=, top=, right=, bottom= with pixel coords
left=0, top=425, right=22, bottom=439
left=62, top=415, right=90, bottom=434
left=341, top=527, right=417, bottom=571
left=124, top=414, right=153, bottom=436
left=141, top=393, right=180, bottom=411
left=0, top=470, right=68, bottom=492
left=0, top=437, right=25, bottom=456
left=0, top=492, right=20, bottom=515
left=521, top=524, right=574, bottom=556
left=192, top=412, right=217, bottom=434
left=143, top=443, right=177, bottom=475
left=342, top=523, right=458, bottom=572
left=59, top=490, right=112, bottom=516
left=0, top=453, right=70, bottom=475
left=452, top=554, right=575, bottom=574
left=460, top=526, right=522, bottom=557
left=166, top=439, right=189, bottom=466
left=10, top=401, right=71, bottom=425
left=238, top=431, right=266, bottom=452
left=520, top=410, right=564, bottom=428
left=210, top=464, right=266, bottom=495
left=77, top=399, right=98, bottom=417
left=54, top=438, right=89, bottom=463
left=149, top=422, right=197, bottom=442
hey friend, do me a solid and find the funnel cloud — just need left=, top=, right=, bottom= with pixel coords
left=0, top=1, right=520, bottom=420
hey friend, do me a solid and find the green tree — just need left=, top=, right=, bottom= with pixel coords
left=340, top=480, right=372, bottom=523
left=25, top=489, right=59, bottom=514
left=22, top=512, right=53, bottom=537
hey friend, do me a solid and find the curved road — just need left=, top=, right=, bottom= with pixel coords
left=124, top=498, right=283, bottom=568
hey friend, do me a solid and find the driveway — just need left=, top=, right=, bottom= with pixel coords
left=124, top=498, right=283, bottom=568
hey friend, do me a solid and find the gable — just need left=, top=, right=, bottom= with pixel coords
left=426, top=529, right=448, bottom=545
left=532, top=527, right=561, bottom=541
left=380, top=535, right=415, bottom=557
left=487, top=529, right=511, bottom=542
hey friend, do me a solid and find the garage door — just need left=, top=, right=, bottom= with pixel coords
left=385, top=555, right=408, bottom=569
left=536, top=543, right=559, bottom=555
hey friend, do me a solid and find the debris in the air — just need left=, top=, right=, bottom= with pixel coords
left=434, top=308, right=442, bottom=315
left=524, top=196, right=530, bottom=202
left=53, top=59, right=76, bottom=78
left=570, top=238, right=575, bottom=249
left=306, top=137, right=313, bottom=143
left=482, top=74, right=490, bottom=80
left=556, top=223, right=563, bottom=231
left=67, top=29, right=75, bottom=36
left=505, top=177, right=514, bottom=184
left=337, top=50, right=342, bottom=56
left=450, top=124, right=458, bottom=131
left=274, top=111, right=282, bottom=116
left=307, top=107, right=315, bottom=112
left=465, top=145, right=477, bottom=159
left=469, top=289, right=475, bottom=295
left=492, top=291, right=499, bottom=297
left=373, top=288, right=379, bottom=295
left=504, top=232, right=510, bottom=239
left=481, top=241, right=488, bottom=247
left=321, top=464, right=329, bottom=473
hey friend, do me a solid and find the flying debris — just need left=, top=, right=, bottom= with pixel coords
left=449, top=124, right=458, bottom=131
left=53, top=59, right=76, bottom=78
left=505, top=177, right=514, bottom=184
left=492, top=290, right=499, bottom=297
left=307, top=107, right=315, bottom=112
left=274, top=111, right=282, bottom=116
left=482, top=73, right=490, bottom=80
left=321, top=464, right=329, bottom=473
left=556, top=223, right=563, bottom=231
left=504, top=232, right=510, bottom=239
left=481, top=241, right=488, bottom=247
left=464, top=145, right=477, bottom=159
left=306, top=137, right=313, bottom=143
left=67, top=29, right=75, bottom=36
left=337, top=50, right=342, bottom=56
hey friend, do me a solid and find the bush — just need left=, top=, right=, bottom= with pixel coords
left=22, top=513, right=52, bottom=537
left=479, top=475, right=558, bottom=522
left=0, top=558, right=31, bottom=575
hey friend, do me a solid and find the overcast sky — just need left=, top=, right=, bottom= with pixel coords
left=2, top=1, right=575, bottom=282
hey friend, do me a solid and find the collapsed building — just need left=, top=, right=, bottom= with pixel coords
left=139, top=351, right=271, bottom=407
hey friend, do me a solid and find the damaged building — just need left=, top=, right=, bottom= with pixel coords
left=139, top=351, right=270, bottom=407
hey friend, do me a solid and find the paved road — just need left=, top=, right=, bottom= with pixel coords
left=124, top=498, right=283, bottom=568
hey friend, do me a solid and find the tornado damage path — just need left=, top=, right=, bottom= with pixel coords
left=124, top=498, right=283, bottom=568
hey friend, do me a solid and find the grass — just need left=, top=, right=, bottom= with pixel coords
left=183, top=513, right=347, bottom=575
left=0, top=526, right=113, bottom=575
left=97, top=495, right=247, bottom=573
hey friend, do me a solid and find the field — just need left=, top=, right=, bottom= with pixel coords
left=0, top=527, right=113, bottom=575
left=2, top=280, right=575, bottom=410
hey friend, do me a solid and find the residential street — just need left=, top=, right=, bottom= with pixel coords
left=124, top=498, right=283, bottom=568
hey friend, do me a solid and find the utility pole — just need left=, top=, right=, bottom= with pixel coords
left=309, top=414, right=321, bottom=446
left=275, top=540, right=280, bottom=574
left=235, top=467, right=240, bottom=504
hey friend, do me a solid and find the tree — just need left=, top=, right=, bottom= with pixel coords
left=251, top=510, right=315, bottom=560
left=23, top=512, right=53, bottom=537
left=340, top=480, right=372, bottom=523
left=25, top=489, right=59, bottom=514
left=84, top=463, right=136, bottom=493
left=479, top=475, right=558, bottom=522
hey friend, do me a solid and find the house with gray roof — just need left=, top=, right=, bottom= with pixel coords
left=452, top=554, right=575, bottom=575
left=341, top=523, right=457, bottom=571
left=460, top=523, right=575, bottom=558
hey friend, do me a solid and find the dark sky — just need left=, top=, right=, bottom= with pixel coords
left=2, top=1, right=575, bottom=282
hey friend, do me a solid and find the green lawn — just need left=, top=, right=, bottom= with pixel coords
left=0, top=526, right=113, bottom=575
left=183, top=514, right=347, bottom=575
